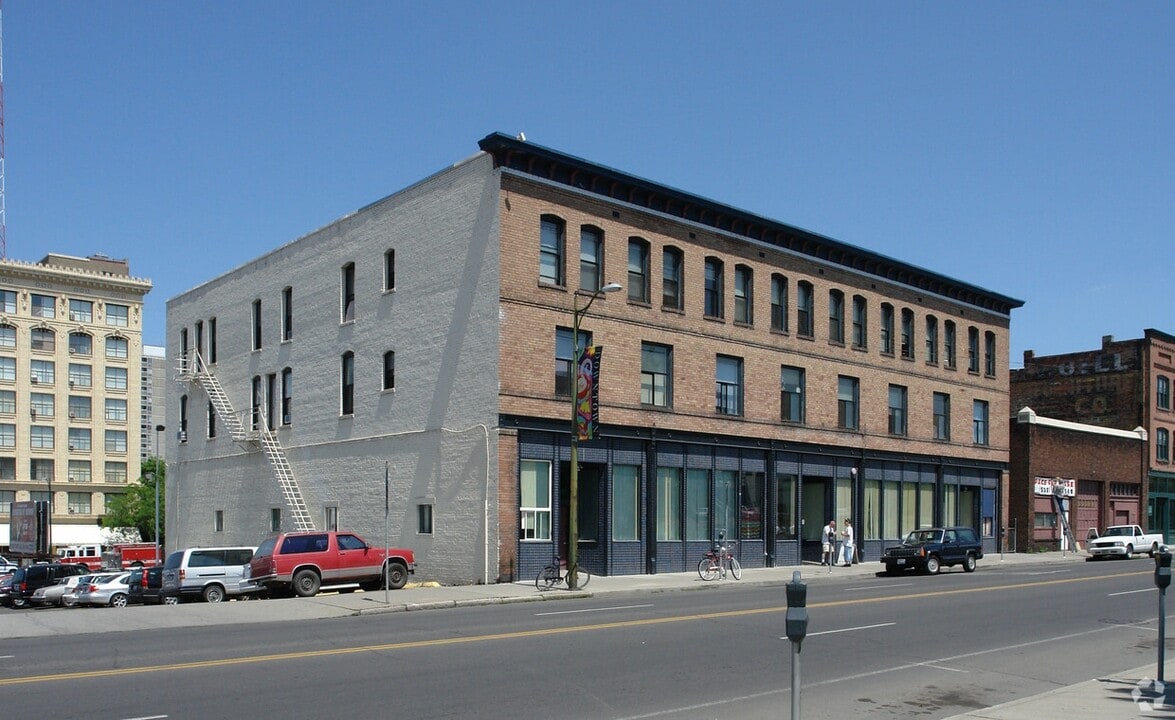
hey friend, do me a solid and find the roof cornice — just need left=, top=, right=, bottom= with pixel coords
left=478, top=132, right=1024, bottom=316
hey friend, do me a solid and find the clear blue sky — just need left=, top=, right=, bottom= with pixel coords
left=5, top=2, right=1172, bottom=363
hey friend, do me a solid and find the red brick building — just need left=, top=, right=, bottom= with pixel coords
left=1008, top=408, right=1146, bottom=551
left=1011, top=330, right=1175, bottom=542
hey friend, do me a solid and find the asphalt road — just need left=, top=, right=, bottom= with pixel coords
left=0, top=560, right=1163, bottom=719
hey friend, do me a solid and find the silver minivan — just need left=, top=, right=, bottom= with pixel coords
left=161, top=547, right=256, bottom=603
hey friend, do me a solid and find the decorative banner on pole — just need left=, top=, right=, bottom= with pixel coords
left=575, top=346, right=603, bottom=441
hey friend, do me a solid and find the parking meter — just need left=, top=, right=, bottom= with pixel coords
left=785, top=570, right=808, bottom=651
left=1156, top=548, right=1172, bottom=590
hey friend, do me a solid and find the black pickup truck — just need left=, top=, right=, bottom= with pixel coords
left=881, top=526, right=983, bottom=575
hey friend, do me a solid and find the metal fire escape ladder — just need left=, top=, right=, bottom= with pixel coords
left=177, top=350, right=316, bottom=531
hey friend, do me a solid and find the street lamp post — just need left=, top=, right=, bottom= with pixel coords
left=154, top=424, right=165, bottom=564
left=568, top=282, right=622, bottom=590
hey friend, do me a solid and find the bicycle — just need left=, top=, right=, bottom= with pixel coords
left=535, top=557, right=592, bottom=591
left=698, top=531, right=742, bottom=581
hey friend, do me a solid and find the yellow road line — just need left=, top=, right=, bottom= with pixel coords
left=0, top=569, right=1146, bottom=686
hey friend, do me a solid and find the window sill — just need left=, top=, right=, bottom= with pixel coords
left=828, top=340, right=846, bottom=349
left=796, top=334, right=815, bottom=342
left=627, top=299, right=652, bottom=309
left=661, top=306, right=684, bottom=316
left=703, top=314, right=726, bottom=323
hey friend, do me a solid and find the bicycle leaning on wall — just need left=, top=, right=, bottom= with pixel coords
left=535, top=556, right=592, bottom=591
left=698, top=530, right=742, bottom=581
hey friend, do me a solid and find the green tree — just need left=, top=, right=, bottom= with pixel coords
left=103, top=457, right=166, bottom=545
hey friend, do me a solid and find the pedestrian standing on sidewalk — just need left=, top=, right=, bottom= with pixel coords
left=821, top=520, right=837, bottom=567
left=841, top=519, right=855, bottom=566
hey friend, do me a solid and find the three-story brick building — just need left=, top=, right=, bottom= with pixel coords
left=166, top=134, right=1021, bottom=584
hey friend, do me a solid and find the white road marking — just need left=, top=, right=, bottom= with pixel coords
left=536, top=603, right=655, bottom=616
left=803, top=622, right=897, bottom=638
left=1108, top=588, right=1153, bottom=596
left=846, top=582, right=914, bottom=591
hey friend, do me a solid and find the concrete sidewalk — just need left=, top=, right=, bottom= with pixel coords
left=2, top=550, right=1168, bottom=718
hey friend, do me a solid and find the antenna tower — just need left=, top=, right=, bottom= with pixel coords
left=0, top=0, right=7, bottom=259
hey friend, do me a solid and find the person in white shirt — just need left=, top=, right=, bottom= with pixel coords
left=841, top=519, right=855, bottom=566
left=821, top=520, right=837, bottom=567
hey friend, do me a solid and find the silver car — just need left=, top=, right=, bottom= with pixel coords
left=75, top=572, right=133, bottom=608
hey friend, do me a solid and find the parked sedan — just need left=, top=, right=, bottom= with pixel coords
left=29, top=577, right=72, bottom=607
left=75, top=572, right=136, bottom=608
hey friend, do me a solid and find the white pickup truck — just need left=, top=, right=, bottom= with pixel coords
left=1087, top=524, right=1165, bottom=560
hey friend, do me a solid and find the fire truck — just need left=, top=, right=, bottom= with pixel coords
left=55, top=545, right=104, bottom=570
left=101, top=543, right=161, bottom=570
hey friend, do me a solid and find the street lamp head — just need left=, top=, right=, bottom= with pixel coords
left=155, top=424, right=166, bottom=432
left=600, top=282, right=622, bottom=294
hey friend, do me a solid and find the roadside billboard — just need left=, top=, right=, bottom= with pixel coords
left=8, top=501, right=50, bottom=557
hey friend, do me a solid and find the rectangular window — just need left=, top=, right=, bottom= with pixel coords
left=640, top=343, right=672, bottom=407
left=417, top=504, right=433, bottom=534
left=69, top=299, right=93, bottom=322
left=685, top=468, right=709, bottom=541
left=1158, top=429, right=1170, bottom=463
left=0, top=422, right=14, bottom=447
left=325, top=505, right=339, bottom=531
left=67, top=492, right=92, bottom=515
left=214, top=510, right=224, bottom=532
left=341, top=263, right=356, bottom=322
left=704, top=257, right=724, bottom=318
left=30, top=459, right=54, bottom=482
left=796, top=282, right=813, bottom=337
left=984, top=331, right=996, bottom=376
left=251, top=375, right=262, bottom=430
left=0, top=489, right=14, bottom=512
left=105, top=462, right=128, bottom=483
left=0, top=389, right=13, bottom=413
left=341, top=353, right=354, bottom=415
left=656, top=467, right=681, bottom=541
left=612, top=465, right=640, bottom=541
left=662, top=248, right=683, bottom=311
left=282, top=286, right=293, bottom=342
left=968, top=327, right=980, bottom=373
left=383, top=351, right=395, bottom=391
left=105, top=367, right=128, bottom=391
left=105, top=430, right=128, bottom=453
left=31, top=359, right=56, bottom=384
left=252, top=299, right=263, bottom=350
left=69, top=395, right=91, bottom=420
left=31, top=392, right=55, bottom=418
left=106, top=303, right=129, bottom=327
left=741, top=471, right=764, bottom=540
left=888, top=384, right=908, bottom=436
left=781, top=366, right=805, bottom=423
left=266, top=373, right=276, bottom=430
left=771, top=275, right=788, bottom=333
left=1158, top=376, right=1171, bottom=409
left=852, top=296, right=867, bottom=348
left=31, top=425, right=55, bottom=449
left=68, top=428, right=92, bottom=451
left=734, top=265, right=752, bottom=324
left=925, top=317, right=939, bottom=364
left=580, top=226, right=602, bottom=292
left=539, top=216, right=565, bottom=286
left=973, top=400, right=989, bottom=445
left=0, top=357, right=13, bottom=381
left=384, top=249, right=396, bottom=292
left=715, top=355, right=743, bottom=416
left=520, top=460, right=552, bottom=540
left=207, top=401, right=217, bottom=438
left=270, top=508, right=282, bottom=532
left=0, top=459, right=12, bottom=481
left=838, top=375, right=860, bottom=430
left=0, top=324, right=14, bottom=348
left=69, top=363, right=92, bottom=388
left=554, top=327, right=590, bottom=397
left=0, top=289, right=15, bottom=313
left=209, top=317, right=218, bottom=364
left=934, top=392, right=951, bottom=440
left=281, top=368, right=292, bottom=425
left=31, top=293, right=56, bottom=318
left=828, top=290, right=844, bottom=344
left=944, top=321, right=957, bottom=369
left=628, top=238, right=650, bottom=303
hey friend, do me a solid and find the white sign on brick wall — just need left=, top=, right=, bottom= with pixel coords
left=1034, top=476, right=1076, bottom=497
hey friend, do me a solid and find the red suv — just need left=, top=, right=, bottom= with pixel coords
left=248, top=531, right=416, bottom=597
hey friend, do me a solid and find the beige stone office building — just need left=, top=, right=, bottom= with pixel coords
left=0, top=254, right=152, bottom=552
